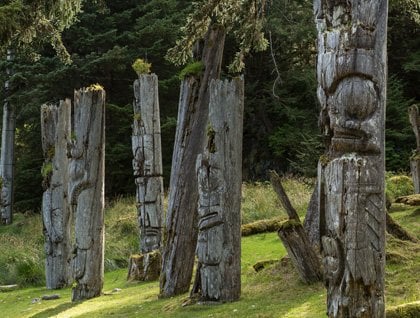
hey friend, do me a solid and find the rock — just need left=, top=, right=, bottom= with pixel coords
left=395, top=194, right=420, bottom=206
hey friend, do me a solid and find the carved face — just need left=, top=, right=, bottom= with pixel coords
left=316, top=0, right=381, bottom=154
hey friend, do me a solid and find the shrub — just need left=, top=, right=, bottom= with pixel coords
left=386, top=172, right=414, bottom=202
left=132, top=58, right=151, bottom=76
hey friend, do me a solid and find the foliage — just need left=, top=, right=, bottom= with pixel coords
left=178, top=61, right=204, bottom=79
left=386, top=172, right=415, bottom=202
left=166, top=0, right=270, bottom=72
left=0, top=0, right=83, bottom=62
left=132, top=58, right=151, bottom=76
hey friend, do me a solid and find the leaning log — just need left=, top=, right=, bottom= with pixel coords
left=131, top=74, right=163, bottom=281
left=190, top=77, right=244, bottom=303
left=70, top=86, right=106, bottom=301
left=315, top=1, right=388, bottom=316
left=160, top=24, right=226, bottom=298
left=269, top=171, right=322, bottom=284
left=41, top=100, right=72, bottom=289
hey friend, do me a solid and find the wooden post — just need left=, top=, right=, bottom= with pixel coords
left=409, top=104, right=420, bottom=193
left=270, top=171, right=322, bottom=284
left=130, top=74, right=163, bottom=280
left=0, top=48, right=15, bottom=225
left=70, top=86, right=106, bottom=301
left=160, top=24, right=226, bottom=298
left=191, top=77, right=244, bottom=302
left=315, top=1, right=388, bottom=316
left=41, top=100, right=72, bottom=289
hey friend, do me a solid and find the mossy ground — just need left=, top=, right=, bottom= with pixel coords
left=0, top=180, right=418, bottom=317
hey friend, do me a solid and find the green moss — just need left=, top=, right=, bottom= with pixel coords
left=133, top=113, right=141, bottom=121
left=46, top=146, right=55, bottom=160
left=87, top=83, right=104, bottom=91
left=41, top=162, right=53, bottom=178
left=319, top=154, right=330, bottom=166
left=278, top=219, right=302, bottom=231
left=386, top=301, right=420, bottom=318
left=132, top=58, right=151, bottom=75
left=206, top=123, right=216, bottom=153
left=178, top=61, right=204, bottom=80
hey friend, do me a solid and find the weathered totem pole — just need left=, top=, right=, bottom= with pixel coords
left=190, top=77, right=244, bottom=302
left=0, top=48, right=15, bottom=225
left=408, top=104, right=420, bottom=193
left=130, top=74, right=163, bottom=280
left=41, top=100, right=72, bottom=289
left=69, top=86, right=106, bottom=301
left=160, top=24, right=226, bottom=297
left=314, top=1, right=388, bottom=317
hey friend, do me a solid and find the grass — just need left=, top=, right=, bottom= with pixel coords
left=0, top=178, right=419, bottom=317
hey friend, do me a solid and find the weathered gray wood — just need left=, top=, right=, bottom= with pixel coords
left=41, top=100, right=72, bottom=289
left=315, top=1, right=388, bottom=316
left=131, top=74, right=163, bottom=281
left=409, top=104, right=420, bottom=193
left=127, top=251, right=161, bottom=282
left=0, top=49, right=15, bottom=225
left=269, top=170, right=300, bottom=220
left=160, top=24, right=226, bottom=298
left=278, top=220, right=323, bottom=284
left=70, top=86, right=106, bottom=301
left=270, top=170, right=322, bottom=284
left=132, top=74, right=163, bottom=253
left=303, top=184, right=320, bottom=250
left=191, top=77, right=244, bottom=303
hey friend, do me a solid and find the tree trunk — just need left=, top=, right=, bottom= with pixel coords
left=41, top=100, right=72, bottom=289
left=408, top=104, right=420, bottom=193
left=70, top=87, right=106, bottom=301
left=191, top=77, right=244, bottom=303
left=160, top=24, right=226, bottom=298
left=269, top=170, right=322, bottom=284
left=0, top=49, right=15, bottom=225
left=132, top=74, right=163, bottom=280
left=315, top=1, right=388, bottom=316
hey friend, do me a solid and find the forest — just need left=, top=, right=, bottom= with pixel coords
left=0, top=0, right=419, bottom=317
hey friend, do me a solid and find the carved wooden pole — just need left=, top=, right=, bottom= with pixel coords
left=41, top=100, right=72, bottom=289
left=70, top=86, right=106, bottom=301
left=408, top=104, right=420, bottom=193
left=191, top=77, right=244, bottom=302
left=0, top=48, right=15, bottom=225
left=130, top=74, right=163, bottom=280
left=160, top=24, right=226, bottom=297
left=315, top=1, right=388, bottom=317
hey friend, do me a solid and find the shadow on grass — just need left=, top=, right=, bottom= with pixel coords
left=29, top=301, right=81, bottom=318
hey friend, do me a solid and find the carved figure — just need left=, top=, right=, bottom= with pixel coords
left=315, top=1, right=387, bottom=316
left=191, top=78, right=244, bottom=303
left=132, top=74, right=163, bottom=255
left=70, top=87, right=105, bottom=301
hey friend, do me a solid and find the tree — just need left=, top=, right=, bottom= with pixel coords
left=0, top=0, right=83, bottom=224
left=160, top=0, right=270, bottom=298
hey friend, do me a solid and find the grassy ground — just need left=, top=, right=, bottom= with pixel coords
left=0, top=178, right=419, bottom=317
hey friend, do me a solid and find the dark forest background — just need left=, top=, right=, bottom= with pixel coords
left=0, top=0, right=419, bottom=212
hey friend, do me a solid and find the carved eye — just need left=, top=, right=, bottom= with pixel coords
left=334, top=77, right=377, bottom=120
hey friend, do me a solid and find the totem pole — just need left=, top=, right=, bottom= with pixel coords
left=408, top=104, right=420, bottom=193
left=69, top=86, right=106, bottom=301
left=191, top=78, right=244, bottom=302
left=41, top=100, right=72, bottom=289
left=314, top=1, right=388, bottom=317
left=130, top=74, right=163, bottom=280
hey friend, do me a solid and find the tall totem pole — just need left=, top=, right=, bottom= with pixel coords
left=314, top=1, right=388, bottom=317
